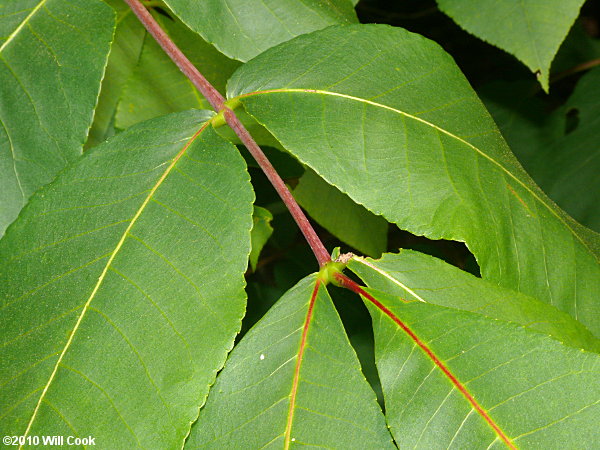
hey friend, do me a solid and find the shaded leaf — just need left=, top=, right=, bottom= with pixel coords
left=85, top=3, right=145, bottom=148
left=483, top=68, right=600, bottom=233
left=294, top=168, right=387, bottom=257
left=250, top=205, right=274, bottom=271
left=349, top=250, right=600, bottom=353
left=0, top=111, right=254, bottom=447
left=436, top=0, right=585, bottom=91
left=161, top=0, right=358, bottom=62
left=187, top=275, right=393, bottom=448
left=364, top=289, right=600, bottom=448
left=0, top=0, right=115, bottom=235
left=227, top=24, right=600, bottom=336
left=116, top=14, right=239, bottom=130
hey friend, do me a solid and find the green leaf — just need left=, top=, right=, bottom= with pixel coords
left=436, top=0, right=585, bottom=91
left=250, top=205, right=274, bottom=271
left=348, top=250, right=600, bottom=353
left=483, top=68, right=600, bottom=233
left=294, top=168, right=387, bottom=257
left=85, top=4, right=145, bottom=148
left=227, top=24, right=600, bottom=336
left=161, top=0, right=358, bottom=62
left=116, top=14, right=240, bottom=130
left=364, top=290, right=600, bottom=448
left=187, top=275, right=393, bottom=448
left=0, top=111, right=254, bottom=447
left=0, top=0, right=115, bottom=235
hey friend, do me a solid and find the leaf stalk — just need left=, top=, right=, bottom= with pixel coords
left=124, top=0, right=330, bottom=267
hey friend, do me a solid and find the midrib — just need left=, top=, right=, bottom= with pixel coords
left=20, top=121, right=209, bottom=443
left=0, top=0, right=48, bottom=53
left=235, top=88, right=599, bottom=263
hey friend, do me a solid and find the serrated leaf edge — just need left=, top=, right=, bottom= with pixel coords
left=235, top=87, right=598, bottom=264
left=21, top=120, right=212, bottom=444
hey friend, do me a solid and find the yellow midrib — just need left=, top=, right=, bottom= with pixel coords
left=0, top=0, right=47, bottom=53
left=20, top=122, right=209, bottom=444
left=235, top=88, right=599, bottom=263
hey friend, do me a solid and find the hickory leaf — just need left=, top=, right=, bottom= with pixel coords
left=0, top=111, right=254, bottom=447
left=363, top=290, right=600, bottom=448
left=161, top=0, right=358, bottom=62
left=436, top=0, right=586, bottom=91
left=2, top=1, right=599, bottom=448
left=227, top=24, right=600, bottom=336
left=187, top=275, right=393, bottom=448
left=0, top=0, right=115, bottom=235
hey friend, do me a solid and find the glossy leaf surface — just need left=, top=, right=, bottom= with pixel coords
left=294, top=168, right=387, bottom=257
left=436, top=0, right=585, bottom=91
left=162, top=0, right=357, bottom=62
left=228, top=24, right=600, bottom=336
left=365, top=290, right=600, bottom=448
left=349, top=250, right=600, bottom=353
left=0, top=111, right=254, bottom=447
left=187, top=275, right=393, bottom=448
left=0, top=0, right=115, bottom=235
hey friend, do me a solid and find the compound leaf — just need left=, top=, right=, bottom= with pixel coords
left=227, top=24, right=600, bottom=336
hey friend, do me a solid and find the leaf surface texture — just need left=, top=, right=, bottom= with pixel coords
left=364, top=291, right=600, bottom=448
left=187, top=275, right=393, bottom=448
left=161, top=0, right=358, bottom=62
left=0, top=111, right=254, bottom=447
left=228, top=24, right=600, bottom=336
left=0, top=0, right=114, bottom=234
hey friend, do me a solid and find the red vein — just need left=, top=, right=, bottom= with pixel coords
left=335, top=273, right=515, bottom=449
left=284, top=278, right=322, bottom=448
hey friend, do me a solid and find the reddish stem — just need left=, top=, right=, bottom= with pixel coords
left=124, top=0, right=330, bottom=267
left=223, top=109, right=330, bottom=266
